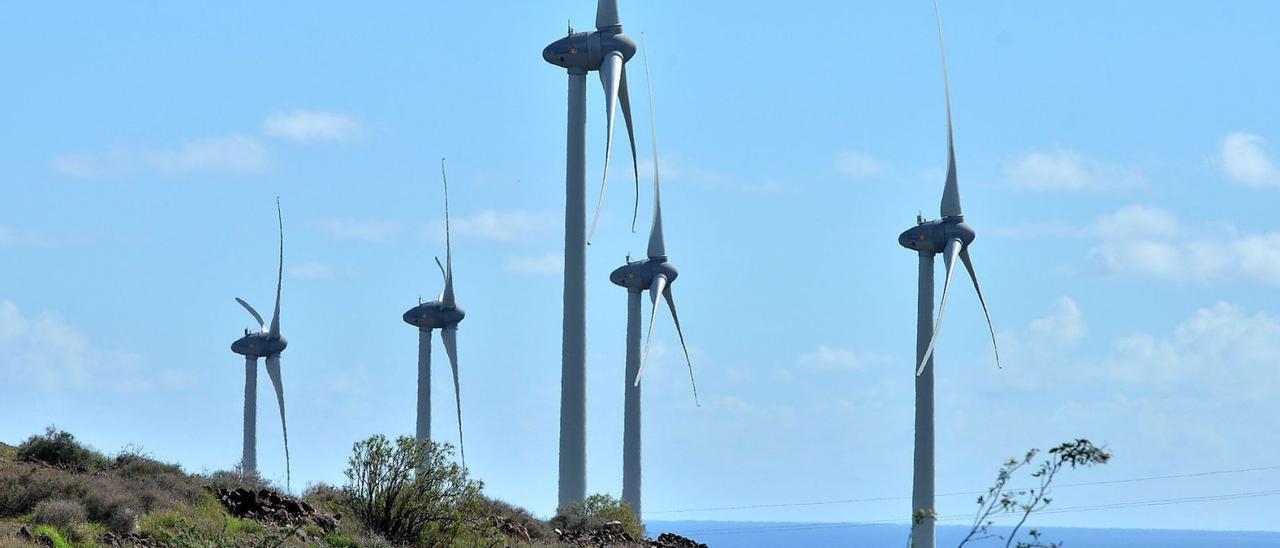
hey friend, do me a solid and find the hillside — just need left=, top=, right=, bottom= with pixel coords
left=0, top=429, right=704, bottom=548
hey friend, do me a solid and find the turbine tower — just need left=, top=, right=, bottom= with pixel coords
left=230, top=197, right=293, bottom=491
left=897, top=3, right=1000, bottom=546
left=609, top=40, right=699, bottom=519
left=403, top=159, right=467, bottom=464
left=543, top=0, right=641, bottom=508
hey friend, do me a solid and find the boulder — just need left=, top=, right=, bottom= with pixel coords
left=206, top=486, right=341, bottom=533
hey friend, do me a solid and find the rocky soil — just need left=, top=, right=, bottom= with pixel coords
left=554, top=521, right=708, bottom=548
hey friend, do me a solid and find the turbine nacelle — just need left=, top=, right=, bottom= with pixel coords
left=403, top=301, right=466, bottom=330
left=610, top=257, right=678, bottom=292
left=231, top=332, right=287, bottom=359
left=898, top=218, right=975, bottom=254
left=543, top=29, right=636, bottom=71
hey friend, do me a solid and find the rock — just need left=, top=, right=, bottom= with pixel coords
left=101, top=531, right=162, bottom=547
left=206, top=485, right=341, bottom=533
left=492, top=516, right=533, bottom=544
left=653, top=532, right=708, bottom=548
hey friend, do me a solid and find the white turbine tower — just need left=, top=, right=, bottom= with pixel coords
left=897, top=3, right=1001, bottom=546
left=543, top=0, right=642, bottom=508
left=230, top=198, right=293, bottom=491
left=403, top=159, right=467, bottom=465
left=609, top=39, right=699, bottom=518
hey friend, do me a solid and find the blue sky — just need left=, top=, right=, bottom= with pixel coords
left=3, top=0, right=1280, bottom=532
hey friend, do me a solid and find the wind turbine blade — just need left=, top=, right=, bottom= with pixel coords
left=596, top=0, right=620, bottom=29
left=619, top=64, right=640, bottom=233
left=269, top=198, right=283, bottom=339
left=440, top=159, right=456, bottom=308
left=434, top=256, right=447, bottom=285
left=933, top=0, right=962, bottom=219
left=639, top=38, right=666, bottom=259
left=235, top=298, right=265, bottom=330
left=960, top=248, right=1001, bottom=369
left=634, top=274, right=668, bottom=386
left=264, top=354, right=291, bottom=492
left=441, top=327, right=465, bottom=466
left=588, top=51, right=624, bottom=244
left=662, top=286, right=699, bottom=406
left=917, top=239, right=961, bottom=376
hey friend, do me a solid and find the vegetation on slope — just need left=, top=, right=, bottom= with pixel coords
left=0, top=427, right=682, bottom=547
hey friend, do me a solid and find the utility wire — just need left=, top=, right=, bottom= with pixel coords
left=647, top=464, right=1280, bottom=514
left=673, top=487, right=1280, bottom=536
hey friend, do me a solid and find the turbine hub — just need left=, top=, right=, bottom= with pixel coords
left=543, top=28, right=636, bottom=71
left=231, top=332, right=287, bottom=358
left=898, top=218, right=975, bottom=253
left=610, top=258, right=677, bottom=291
left=403, top=301, right=465, bottom=329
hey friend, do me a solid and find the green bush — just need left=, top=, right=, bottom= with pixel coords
left=31, top=524, right=72, bottom=548
left=203, top=464, right=279, bottom=495
left=16, top=427, right=108, bottom=472
left=552, top=493, right=643, bottom=539
left=343, top=434, right=493, bottom=546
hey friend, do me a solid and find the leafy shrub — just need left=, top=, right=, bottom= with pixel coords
left=203, top=464, right=278, bottom=494
left=552, top=493, right=643, bottom=539
left=302, top=482, right=346, bottom=508
left=324, top=532, right=360, bottom=547
left=343, top=434, right=492, bottom=546
left=112, top=445, right=184, bottom=480
left=16, top=427, right=108, bottom=472
left=31, top=524, right=72, bottom=548
left=68, top=521, right=107, bottom=546
left=33, top=499, right=86, bottom=530
left=958, top=439, right=1111, bottom=548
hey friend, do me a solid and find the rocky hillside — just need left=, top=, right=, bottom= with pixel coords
left=0, top=429, right=704, bottom=547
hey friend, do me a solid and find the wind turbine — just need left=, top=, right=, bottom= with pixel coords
left=896, top=3, right=1000, bottom=546
left=609, top=39, right=699, bottom=519
left=230, top=197, right=293, bottom=491
left=403, top=159, right=467, bottom=465
left=542, top=0, right=642, bottom=508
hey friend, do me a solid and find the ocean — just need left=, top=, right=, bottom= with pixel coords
left=646, top=521, right=1280, bottom=547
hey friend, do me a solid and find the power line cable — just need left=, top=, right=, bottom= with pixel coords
left=647, top=464, right=1280, bottom=514
left=673, top=487, right=1280, bottom=536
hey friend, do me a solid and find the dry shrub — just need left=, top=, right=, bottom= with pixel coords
left=16, top=427, right=108, bottom=472
left=0, top=442, right=205, bottom=534
left=33, top=498, right=87, bottom=530
left=483, top=497, right=556, bottom=541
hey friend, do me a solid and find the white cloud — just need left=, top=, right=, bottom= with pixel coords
left=833, top=151, right=886, bottom=179
left=797, top=345, right=880, bottom=372
left=503, top=253, right=563, bottom=276
left=1003, top=148, right=1143, bottom=191
left=0, top=300, right=92, bottom=387
left=1026, top=296, right=1086, bottom=349
left=1099, top=302, right=1280, bottom=399
left=1090, top=204, right=1280, bottom=286
left=0, top=226, right=58, bottom=248
left=317, top=218, right=406, bottom=243
left=0, top=300, right=197, bottom=394
left=262, top=110, right=364, bottom=143
left=287, top=261, right=338, bottom=280
left=639, top=155, right=789, bottom=193
left=53, top=133, right=270, bottom=179
left=1218, top=132, right=1280, bottom=188
left=446, top=210, right=557, bottom=243
left=1094, top=204, right=1180, bottom=239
